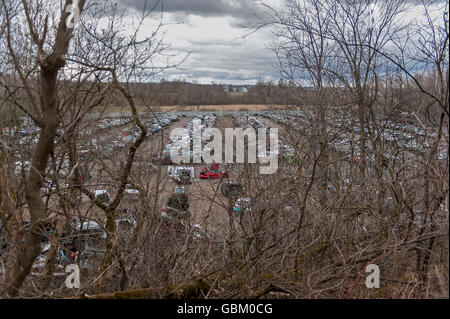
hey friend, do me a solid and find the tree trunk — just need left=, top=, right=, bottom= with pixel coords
left=4, top=62, right=60, bottom=297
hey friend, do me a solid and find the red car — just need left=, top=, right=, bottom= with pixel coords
left=199, top=168, right=229, bottom=179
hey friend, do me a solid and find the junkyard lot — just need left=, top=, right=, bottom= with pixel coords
left=55, top=109, right=443, bottom=238
left=76, top=115, right=253, bottom=237
left=88, top=113, right=300, bottom=238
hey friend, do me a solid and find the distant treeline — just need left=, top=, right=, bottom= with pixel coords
left=108, top=80, right=318, bottom=106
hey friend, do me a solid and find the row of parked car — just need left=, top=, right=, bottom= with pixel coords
left=144, top=114, right=179, bottom=134
left=262, top=110, right=448, bottom=162
left=59, top=113, right=179, bottom=164
left=154, top=115, right=218, bottom=165
left=96, top=117, right=132, bottom=130
left=232, top=114, right=295, bottom=160
left=0, top=217, right=137, bottom=278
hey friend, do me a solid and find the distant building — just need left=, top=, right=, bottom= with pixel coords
left=223, top=85, right=250, bottom=93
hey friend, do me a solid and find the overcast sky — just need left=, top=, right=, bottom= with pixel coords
left=119, top=0, right=279, bottom=85
left=119, top=0, right=446, bottom=85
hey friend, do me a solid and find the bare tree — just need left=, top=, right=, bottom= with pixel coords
left=0, top=0, right=178, bottom=297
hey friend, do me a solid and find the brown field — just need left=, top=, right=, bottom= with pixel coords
left=96, top=104, right=301, bottom=114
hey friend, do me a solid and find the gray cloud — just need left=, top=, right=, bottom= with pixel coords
left=161, top=42, right=279, bottom=84
left=121, top=0, right=264, bottom=19
left=118, top=0, right=281, bottom=84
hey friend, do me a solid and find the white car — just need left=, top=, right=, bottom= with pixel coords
left=30, top=243, right=67, bottom=277
left=14, top=161, right=31, bottom=175
left=168, top=166, right=195, bottom=184
left=124, top=187, right=140, bottom=201
left=93, top=190, right=110, bottom=204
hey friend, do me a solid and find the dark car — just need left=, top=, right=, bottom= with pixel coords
left=158, top=205, right=191, bottom=221
left=221, top=181, right=243, bottom=197
left=173, top=186, right=188, bottom=200
left=177, top=168, right=193, bottom=184
left=160, top=205, right=191, bottom=219
left=157, top=191, right=190, bottom=221
left=167, top=193, right=189, bottom=211
left=93, top=190, right=110, bottom=204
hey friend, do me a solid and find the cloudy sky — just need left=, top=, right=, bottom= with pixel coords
left=120, top=0, right=279, bottom=85
left=118, top=0, right=445, bottom=85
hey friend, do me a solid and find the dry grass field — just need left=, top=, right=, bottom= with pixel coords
left=96, top=104, right=300, bottom=115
